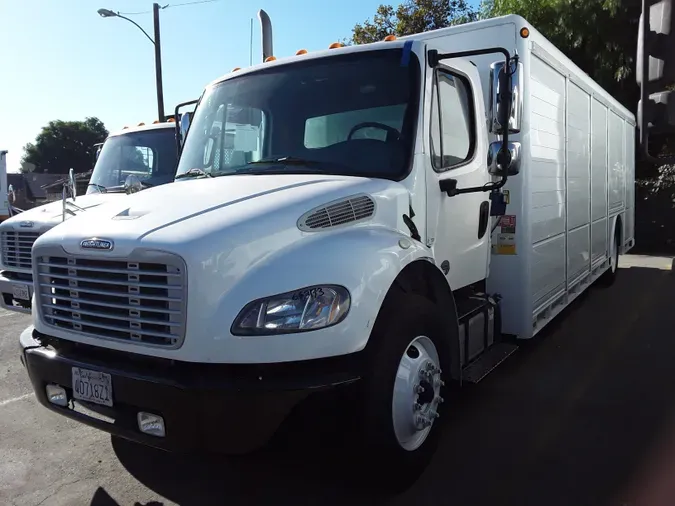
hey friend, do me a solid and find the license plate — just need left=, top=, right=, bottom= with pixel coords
left=12, top=284, right=29, bottom=301
left=71, top=367, right=113, bottom=407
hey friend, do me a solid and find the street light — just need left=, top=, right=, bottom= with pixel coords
left=97, top=4, right=165, bottom=121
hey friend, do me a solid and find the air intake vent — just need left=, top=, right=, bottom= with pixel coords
left=298, top=194, right=376, bottom=231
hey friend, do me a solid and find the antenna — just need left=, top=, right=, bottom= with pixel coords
left=250, top=17, right=253, bottom=66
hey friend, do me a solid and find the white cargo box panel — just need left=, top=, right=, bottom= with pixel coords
left=412, top=16, right=635, bottom=339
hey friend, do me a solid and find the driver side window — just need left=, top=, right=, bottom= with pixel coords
left=430, top=69, right=475, bottom=171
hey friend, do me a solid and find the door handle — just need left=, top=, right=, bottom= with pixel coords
left=478, top=201, right=490, bottom=239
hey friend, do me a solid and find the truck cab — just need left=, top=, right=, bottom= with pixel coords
left=0, top=120, right=183, bottom=313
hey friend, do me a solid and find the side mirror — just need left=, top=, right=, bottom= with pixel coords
left=488, top=141, right=521, bottom=176
left=490, top=60, right=523, bottom=134
left=68, top=168, right=77, bottom=201
left=180, top=112, right=191, bottom=145
left=124, top=174, right=143, bottom=194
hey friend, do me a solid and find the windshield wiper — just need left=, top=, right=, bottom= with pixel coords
left=87, top=183, right=107, bottom=193
left=247, top=156, right=323, bottom=166
left=175, top=168, right=213, bottom=180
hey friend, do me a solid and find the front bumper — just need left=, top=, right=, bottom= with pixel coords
left=20, top=327, right=363, bottom=454
left=0, top=270, right=33, bottom=313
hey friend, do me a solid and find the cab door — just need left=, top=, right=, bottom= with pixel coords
left=424, top=58, right=491, bottom=290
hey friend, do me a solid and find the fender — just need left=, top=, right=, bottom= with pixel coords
left=201, top=225, right=435, bottom=363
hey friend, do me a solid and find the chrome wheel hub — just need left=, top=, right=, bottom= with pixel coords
left=392, top=336, right=444, bottom=451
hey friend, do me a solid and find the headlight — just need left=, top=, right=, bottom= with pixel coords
left=231, top=285, right=350, bottom=335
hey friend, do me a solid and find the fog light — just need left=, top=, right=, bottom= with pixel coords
left=137, top=412, right=165, bottom=437
left=46, top=384, right=68, bottom=407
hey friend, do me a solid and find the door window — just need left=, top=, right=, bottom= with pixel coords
left=430, top=70, right=475, bottom=171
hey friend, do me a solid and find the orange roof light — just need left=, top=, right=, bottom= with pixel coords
left=123, top=126, right=129, bottom=129
left=137, top=122, right=145, bottom=126
left=296, top=49, right=308, bottom=55
left=328, top=42, right=343, bottom=49
left=231, top=67, right=241, bottom=72
left=520, top=27, right=530, bottom=38
left=152, top=120, right=160, bottom=124
left=383, top=35, right=397, bottom=41
left=167, top=117, right=175, bottom=122
left=264, top=56, right=277, bottom=62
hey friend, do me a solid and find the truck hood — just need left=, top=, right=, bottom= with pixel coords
left=37, top=175, right=411, bottom=257
left=0, top=193, right=123, bottom=233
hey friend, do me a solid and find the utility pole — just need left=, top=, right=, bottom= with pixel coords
left=153, top=3, right=165, bottom=121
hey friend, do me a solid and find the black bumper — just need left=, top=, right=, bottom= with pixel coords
left=23, top=330, right=363, bottom=454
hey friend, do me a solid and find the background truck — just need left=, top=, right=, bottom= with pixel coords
left=0, top=118, right=191, bottom=313
left=20, top=14, right=636, bottom=484
left=0, top=150, right=8, bottom=222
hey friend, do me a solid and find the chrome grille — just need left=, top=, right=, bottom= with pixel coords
left=299, top=195, right=376, bottom=231
left=37, top=253, right=186, bottom=348
left=1, top=231, right=41, bottom=269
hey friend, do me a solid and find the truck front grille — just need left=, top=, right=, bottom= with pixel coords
left=37, top=253, right=186, bottom=348
left=1, top=231, right=41, bottom=269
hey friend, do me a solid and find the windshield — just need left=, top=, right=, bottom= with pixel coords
left=87, top=128, right=178, bottom=193
left=176, top=48, right=421, bottom=180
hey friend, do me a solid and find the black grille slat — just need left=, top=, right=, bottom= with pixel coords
left=39, top=255, right=185, bottom=348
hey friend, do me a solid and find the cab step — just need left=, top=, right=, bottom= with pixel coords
left=461, top=342, right=518, bottom=384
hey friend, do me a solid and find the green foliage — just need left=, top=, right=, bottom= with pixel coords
left=348, top=0, right=478, bottom=44
left=485, top=0, right=641, bottom=112
left=21, top=117, right=108, bottom=175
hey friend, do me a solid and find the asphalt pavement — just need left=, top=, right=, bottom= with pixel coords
left=1, top=254, right=675, bottom=506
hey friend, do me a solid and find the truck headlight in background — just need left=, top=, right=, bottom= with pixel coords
left=231, top=285, right=350, bottom=335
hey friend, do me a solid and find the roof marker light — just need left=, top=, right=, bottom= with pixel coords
left=383, top=35, right=397, bottom=41
left=137, top=122, right=145, bottom=126
left=328, top=42, right=343, bottom=49
left=232, top=67, right=241, bottom=72
left=265, top=56, right=277, bottom=62
left=296, top=49, right=308, bottom=55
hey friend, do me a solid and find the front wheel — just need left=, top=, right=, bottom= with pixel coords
left=357, top=292, right=452, bottom=490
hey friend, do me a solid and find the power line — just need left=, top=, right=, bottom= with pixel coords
left=119, top=0, right=224, bottom=16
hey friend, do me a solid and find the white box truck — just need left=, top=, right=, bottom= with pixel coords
left=0, top=119, right=191, bottom=313
left=19, top=15, right=635, bottom=481
left=0, top=150, right=8, bottom=223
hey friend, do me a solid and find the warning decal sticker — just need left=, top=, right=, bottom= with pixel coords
left=492, top=215, right=517, bottom=255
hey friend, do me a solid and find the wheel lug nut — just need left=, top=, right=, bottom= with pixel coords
left=430, top=410, right=440, bottom=419
left=415, top=385, right=425, bottom=394
left=438, top=396, right=444, bottom=404
left=414, top=402, right=422, bottom=411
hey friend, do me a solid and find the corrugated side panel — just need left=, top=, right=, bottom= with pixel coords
left=566, top=82, right=591, bottom=284
left=529, top=55, right=566, bottom=308
left=590, top=99, right=609, bottom=265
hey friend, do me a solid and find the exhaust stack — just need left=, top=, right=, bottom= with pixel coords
left=258, top=9, right=273, bottom=62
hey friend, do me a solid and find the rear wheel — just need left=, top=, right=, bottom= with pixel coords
left=357, top=292, right=452, bottom=490
left=598, top=226, right=620, bottom=287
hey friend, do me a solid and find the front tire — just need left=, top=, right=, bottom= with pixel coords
left=358, top=292, right=452, bottom=490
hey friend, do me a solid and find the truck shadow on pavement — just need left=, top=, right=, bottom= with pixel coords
left=101, top=260, right=675, bottom=506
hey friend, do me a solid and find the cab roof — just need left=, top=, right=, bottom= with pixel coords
left=108, top=121, right=176, bottom=138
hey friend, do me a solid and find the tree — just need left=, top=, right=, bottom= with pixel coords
left=21, top=117, right=108, bottom=175
left=485, top=0, right=641, bottom=112
left=347, top=0, right=478, bottom=45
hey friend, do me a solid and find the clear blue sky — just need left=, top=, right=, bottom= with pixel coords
left=3, top=0, right=436, bottom=172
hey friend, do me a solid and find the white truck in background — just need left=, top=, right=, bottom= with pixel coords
left=0, top=150, right=8, bottom=222
left=20, top=15, right=635, bottom=484
left=0, top=118, right=192, bottom=313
